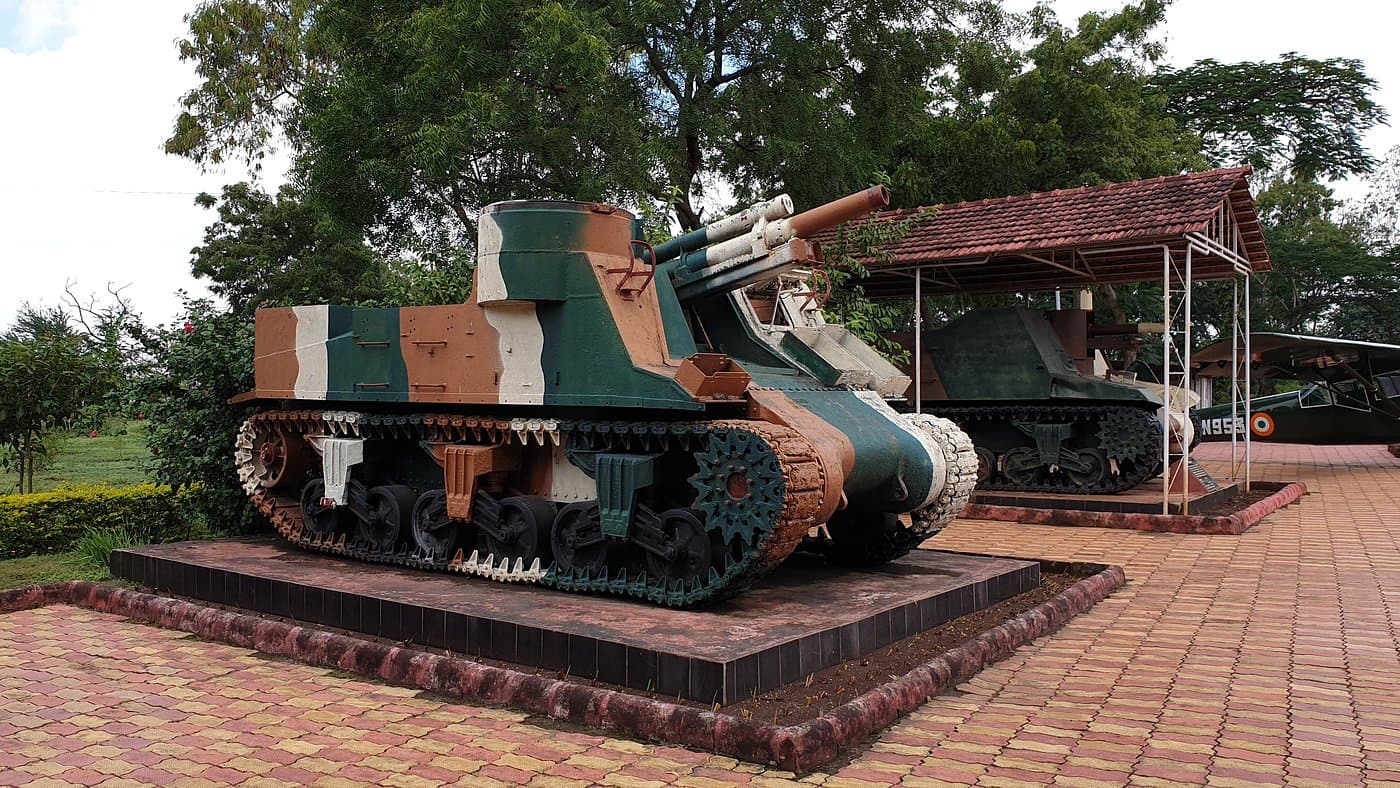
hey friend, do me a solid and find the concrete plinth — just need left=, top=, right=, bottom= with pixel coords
left=112, top=537, right=1038, bottom=704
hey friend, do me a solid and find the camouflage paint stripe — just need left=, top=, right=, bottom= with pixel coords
left=476, top=212, right=508, bottom=303
left=253, top=307, right=300, bottom=396
left=483, top=302, right=546, bottom=405
left=292, top=305, right=329, bottom=400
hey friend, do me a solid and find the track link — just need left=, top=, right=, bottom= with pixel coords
left=237, top=411, right=826, bottom=607
left=929, top=404, right=1162, bottom=494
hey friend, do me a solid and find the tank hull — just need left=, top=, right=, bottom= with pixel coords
left=905, top=308, right=1167, bottom=493
left=238, top=192, right=979, bottom=606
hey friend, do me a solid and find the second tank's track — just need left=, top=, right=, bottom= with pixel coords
left=236, top=410, right=825, bottom=607
left=929, top=404, right=1163, bottom=494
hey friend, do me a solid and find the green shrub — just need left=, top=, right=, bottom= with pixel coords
left=73, top=526, right=141, bottom=571
left=0, top=483, right=199, bottom=559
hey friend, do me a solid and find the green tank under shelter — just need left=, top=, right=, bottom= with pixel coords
left=813, top=168, right=1273, bottom=514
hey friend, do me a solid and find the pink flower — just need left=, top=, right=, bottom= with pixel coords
left=183, top=321, right=195, bottom=334
left=89, top=430, right=99, bottom=438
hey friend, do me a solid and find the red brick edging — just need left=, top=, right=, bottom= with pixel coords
left=0, top=561, right=1124, bottom=773
left=963, top=481, right=1307, bottom=535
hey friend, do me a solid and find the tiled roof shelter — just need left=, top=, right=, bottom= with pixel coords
left=817, top=167, right=1271, bottom=298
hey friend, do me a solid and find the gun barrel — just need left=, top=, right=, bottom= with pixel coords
left=669, top=185, right=893, bottom=302
left=786, top=185, right=891, bottom=238
left=650, top=195, right=794, bottom=265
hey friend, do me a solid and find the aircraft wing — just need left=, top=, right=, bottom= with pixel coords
left=1194, top=332, right=1400, bottom=383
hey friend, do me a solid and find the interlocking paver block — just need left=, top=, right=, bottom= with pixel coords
left=3, top=442, right=1400, bottom=784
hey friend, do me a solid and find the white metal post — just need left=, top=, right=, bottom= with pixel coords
left=1182, top=245, right=1193, bottom=515
left=1245, top=274, right=1252, bottom=492
left=1231, top=277, right=1240, bottom=479
left=1162, top=247, right=1171, bottom=515
left=914, top=267, right=923, bottom=414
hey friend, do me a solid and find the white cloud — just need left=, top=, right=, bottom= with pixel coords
left=0, top=0, right=1395, bottom=331
left=1032, top=0, right=1399, bottom=199
left=0, top=0, right=286, bottom=331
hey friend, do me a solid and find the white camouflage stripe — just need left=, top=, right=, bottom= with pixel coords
left=292, top=305, right=329, bottom=400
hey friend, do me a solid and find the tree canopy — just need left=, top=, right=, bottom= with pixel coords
left=1154, top=53, right=1387, bottom=180
left=170, top=0, right=1207, bottom=244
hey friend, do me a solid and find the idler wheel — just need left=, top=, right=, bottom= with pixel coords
left=974, top=447, right=996, bottom=484
left=550, top=502, right=609, bottom=574
left=357, top=485, right=416, bottom=551
left=410, top=490, right=455, bottom=555
left=645, top=508, right=713, bottom=584
left=299, top=478, right=346, bottom=538
left=485, top=496, right=555, bottom=565
left=249, top=427, right=311, bottom=490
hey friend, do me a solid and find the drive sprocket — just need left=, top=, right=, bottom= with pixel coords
left=688, top=427, right=787, bottom=547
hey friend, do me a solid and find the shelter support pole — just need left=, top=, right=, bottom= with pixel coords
left=1245, top=274, right=1252, bottom=492
left=1162, top=247, right=1171, bottom=515
left=1231, top=277, right=1240, bottom=480
left=914, top=266, right=923, bottom=414
left=1182, top=245, right=1193, bottom=514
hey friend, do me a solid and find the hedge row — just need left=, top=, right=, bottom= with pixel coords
left=0, top=484, right=200, bottom=559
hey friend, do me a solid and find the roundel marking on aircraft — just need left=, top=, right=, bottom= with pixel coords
left=1250, top=412, right=1276, bottom=437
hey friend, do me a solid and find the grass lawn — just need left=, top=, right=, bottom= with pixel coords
left=2, top=419, right=151, bottom=495
left=0, top=551, right=109, bottom=590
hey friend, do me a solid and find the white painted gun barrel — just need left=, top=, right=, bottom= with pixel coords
left=671, top=186, right=892, bottom=302
left=649, top=195, right=795, bottom=265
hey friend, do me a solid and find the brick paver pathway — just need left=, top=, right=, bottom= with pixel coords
left=2, top=442, right=1398, bottom=786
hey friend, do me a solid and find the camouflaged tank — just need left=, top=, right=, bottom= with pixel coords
left=234, top=187, right=978, bottom=607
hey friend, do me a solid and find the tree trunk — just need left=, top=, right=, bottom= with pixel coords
left=21, top=430, right=33, bottom=494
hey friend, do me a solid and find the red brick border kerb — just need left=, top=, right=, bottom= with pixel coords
left=963, top=481, right=1306, bottom=535
left=0, top=559, right=1124, bottom=773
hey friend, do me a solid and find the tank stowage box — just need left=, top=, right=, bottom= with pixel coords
left=236, top=188, right=979, bottom=607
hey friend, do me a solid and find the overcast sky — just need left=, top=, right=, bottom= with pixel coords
left=2, top=0, right=1397, bottom=329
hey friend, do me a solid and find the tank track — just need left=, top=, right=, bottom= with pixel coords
left=236, top=410, right=824, bottom=607
left=929, top=404, right=1162, bottom=494
left=800, top=413, right=978, bottom=564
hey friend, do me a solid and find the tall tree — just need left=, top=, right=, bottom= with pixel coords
left=0, top=311, right=104, bottom=493
left=1250, top=179, right=1400, bottom=342
left=189, top=183, right=386, bottom=317
left=1154, top=53, right=1387, bottom=180
left=168, top=0, right=1020, bottom=242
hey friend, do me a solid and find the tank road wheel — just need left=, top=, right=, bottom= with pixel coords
left=357, top=485, right=416, bottom=551
left=974, top=447, right=996, bottom=484
left=550, top=502, right=609, bottom=574
left=410, top=490, right=456, bottom=555
left=299, top=478, right=346, bottom=538
left=645, top=508, right=713, bottom=585
left=485, top=496, right=555, bottom=566
left=823, top=509, right=906, bottom=566
left=1063, top=448, right=1108, bottom=488
left=1001, top=446, right=1044, bottom=486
